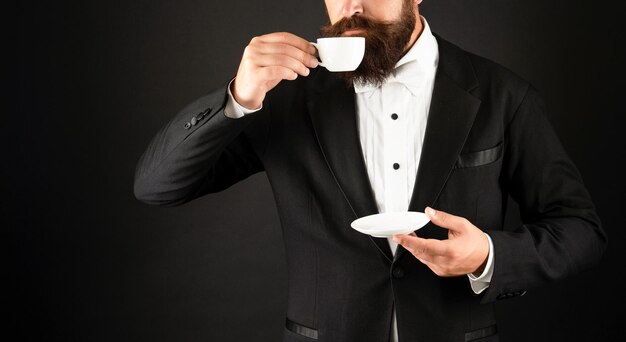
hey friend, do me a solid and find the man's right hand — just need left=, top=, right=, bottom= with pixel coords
left=231, top=32, right=319, bottom=110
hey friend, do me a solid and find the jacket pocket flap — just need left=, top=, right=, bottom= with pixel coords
left=456, top=143, right=503, bottom=169
left=286, top=318, right=318, bottom=339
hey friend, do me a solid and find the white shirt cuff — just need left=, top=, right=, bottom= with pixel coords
left=224, top=78, right=262, bottom=118
left=467, top=233, right=494, bottom=294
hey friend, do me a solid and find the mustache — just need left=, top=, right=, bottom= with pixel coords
left=318, top=0, right=416, bottom=87
left=320, top=15, right=396, bottom=37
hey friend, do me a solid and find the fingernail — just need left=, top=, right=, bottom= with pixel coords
left=309, top=45, right=317, bottom=54
left=304, top=68, right=310, bottom=76
left=426, top=207, right=436, bottom=217
left=309, top=59, right=319, bottom=68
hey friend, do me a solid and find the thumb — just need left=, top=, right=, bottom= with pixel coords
left=425, top=207, right=467, bottom=232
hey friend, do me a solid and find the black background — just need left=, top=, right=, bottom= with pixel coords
left=8, top=0, right=625, bottom=341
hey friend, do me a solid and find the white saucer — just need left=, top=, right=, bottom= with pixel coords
left=350, top=211, right=430, bottom=238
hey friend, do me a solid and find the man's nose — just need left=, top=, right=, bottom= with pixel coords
left=340, top=0, right=363, bottom=18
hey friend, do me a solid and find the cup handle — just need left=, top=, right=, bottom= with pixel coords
left=310, top=42, right=325, bottom=67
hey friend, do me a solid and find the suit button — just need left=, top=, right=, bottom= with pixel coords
left=392, top=267, right=404, bottom=279
left=191, top=117, right=198, bottom=126
left=184, top=122, right=191, bottom=129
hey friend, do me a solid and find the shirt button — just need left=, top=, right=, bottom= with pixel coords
left=391, top=113, right=398, bottom=120
left=393, top=163, right=400, bottom=170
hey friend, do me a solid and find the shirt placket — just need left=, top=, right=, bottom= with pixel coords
left=382, top=83, right=409, bottom=213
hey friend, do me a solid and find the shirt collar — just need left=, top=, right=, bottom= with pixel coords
left=354, top=16, right=438, bottom=95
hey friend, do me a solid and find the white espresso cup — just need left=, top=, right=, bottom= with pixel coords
left=311, top=37, right=365, bottom=72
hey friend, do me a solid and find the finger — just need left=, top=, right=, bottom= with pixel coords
left=253, top=53, right=311, bottom=76
left=257, top=32, right=317, bottom=55
left=260, top=66, right=299, bottom=81
left=413, top=254, right=453, bottom=277
left=425, top=206, right=468, bottom=232
left=392, top=234, right=448, bottom=257
left=253, top=42, right=318, bottom=68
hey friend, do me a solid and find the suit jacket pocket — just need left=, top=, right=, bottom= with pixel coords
left=286, top=318, right=318, bottom=340
left=465, top=324, right=498, bottom=341
left=455, top=143, right=503, bottom=169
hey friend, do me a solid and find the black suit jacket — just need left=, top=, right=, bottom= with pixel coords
left=134, top=35, right=607, bottom=341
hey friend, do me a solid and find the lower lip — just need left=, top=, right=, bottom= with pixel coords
left=343, top=29, right=364, bottom=36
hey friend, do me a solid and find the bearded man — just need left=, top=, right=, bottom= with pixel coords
left=134, top=0, right=607, bottom=341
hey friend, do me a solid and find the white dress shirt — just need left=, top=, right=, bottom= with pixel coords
left=224, top=16, right=494, bottom=341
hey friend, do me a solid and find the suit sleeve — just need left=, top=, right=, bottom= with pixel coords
left=133, top=82, right=270, bottom=206
left=481, top=85, right=608, bottom=303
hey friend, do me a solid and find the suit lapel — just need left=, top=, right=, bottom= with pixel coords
left=394, top=36, right=482, bottom=262
left=307, top=71, right=393, bottom=262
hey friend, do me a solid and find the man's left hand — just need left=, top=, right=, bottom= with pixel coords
left=393, top=207, right=489, bottom=277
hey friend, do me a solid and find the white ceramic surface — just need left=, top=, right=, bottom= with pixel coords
left=311, top=37, right=365, bottom=72
left=350, top=211, right=430, bottom=238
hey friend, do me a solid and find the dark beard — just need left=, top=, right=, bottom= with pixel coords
left=319, top=0, right=416, bottom=87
